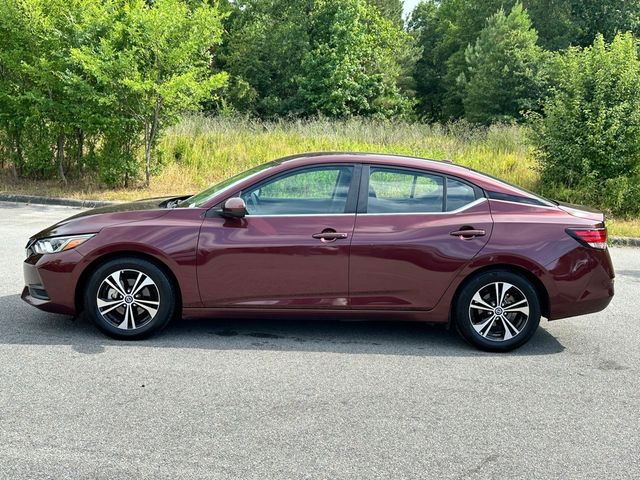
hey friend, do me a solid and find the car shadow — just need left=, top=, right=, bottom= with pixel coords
left=1, top=294, right=564, bottom=357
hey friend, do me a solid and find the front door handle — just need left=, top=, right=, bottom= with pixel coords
left=312, top=230, right=348, bottom=242
left=450, top=228, right=486, bottom=239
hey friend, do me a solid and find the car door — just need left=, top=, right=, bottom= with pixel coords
left=349, top=165, right=493, bottom=310
left=197, top=164, right=359, bottom=308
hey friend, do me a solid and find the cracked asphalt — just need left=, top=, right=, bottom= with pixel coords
left=0, top=201, right=638, bottom=479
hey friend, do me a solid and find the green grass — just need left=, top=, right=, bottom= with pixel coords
left=1, top=115, right=639, bottom=237
left=606, top=218, right=640, bottom=238
left=156, top=116, right=537, bottom=193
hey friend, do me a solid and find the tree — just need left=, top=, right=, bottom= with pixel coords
left=296, top=0, right=413, bottom=118
left=523, top=0, right=640, bottom=50
left=461, top=3, right=547, bottom=124
left=407, top=0, right=640, bottom=121
left=0, top=0, right=116, bottom=182
left=70, top=0, right=227, bottom=185
left=530, top=33, right=640, bottom=215
left=408, top=1, right=443, bottom=120
left=367, top=0, right=404, bottom=25
left=218, top=0, right=312, bottom=116
left=221, top=0, right=412, bottom=119
left=569, top=0, right=640, bottom=48
left=409, top=0, right=510, bottom=120
left=0, top=0, right=226, bottom=186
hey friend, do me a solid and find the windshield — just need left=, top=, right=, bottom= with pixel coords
left=178, top=161, right=279, bottom=208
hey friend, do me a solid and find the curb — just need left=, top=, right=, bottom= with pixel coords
left=0, top=193, right=117, bottom=209
left=609, top=236, right=640, bottom=247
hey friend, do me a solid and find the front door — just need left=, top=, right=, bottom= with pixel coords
left=349, top=166, right=493, bottom=310
left=197, top=164, right=358, bottom=308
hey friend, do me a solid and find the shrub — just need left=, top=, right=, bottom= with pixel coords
left=530, top=33, right=640, bottom=215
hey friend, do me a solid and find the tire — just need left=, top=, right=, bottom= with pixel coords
left=453, top=270, right=541, bottom=352
left=84, top=257, right=176, bottom=340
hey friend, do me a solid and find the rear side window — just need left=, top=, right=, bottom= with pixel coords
left=446, top=178, right=477, bottom=211
left=367, top=167, right=444, bottom=213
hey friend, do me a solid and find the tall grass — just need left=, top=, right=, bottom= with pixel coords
left=153, top=115, right=537, bottom=195
left=1, top=115, right=537, bottom=201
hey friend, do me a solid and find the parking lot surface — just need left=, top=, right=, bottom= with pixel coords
left=0, top=201, right=638, bottom=479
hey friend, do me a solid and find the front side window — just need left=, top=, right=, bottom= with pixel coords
left=241, top=166, right=354, bottom=215
left=367, top=167, right=444, bottom=213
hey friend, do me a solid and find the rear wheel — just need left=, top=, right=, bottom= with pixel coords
left=454, top=270, right=541, bottom=352
left=84, top=257, right=176, bottom=340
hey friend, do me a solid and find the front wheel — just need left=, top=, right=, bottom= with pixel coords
left=84, top=257, right=176, bottom=340
left=453, top=270, right=541, bottom=352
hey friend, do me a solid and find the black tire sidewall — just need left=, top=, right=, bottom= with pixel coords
left=454, top=270, right=541, bottom=352
left=84, top=258, right=176, bottom=340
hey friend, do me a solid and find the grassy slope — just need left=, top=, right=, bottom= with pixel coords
left=1, top=116, right=638, bottom=237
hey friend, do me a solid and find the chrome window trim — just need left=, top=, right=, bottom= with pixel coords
left=488, top=198, right=559, bottom=210
left=358, top=197, right=487, bottom=216
left=244, top=213, right=357, bottom=218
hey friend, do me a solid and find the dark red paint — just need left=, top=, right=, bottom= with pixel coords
left=22, top=153, right=614, bottom=325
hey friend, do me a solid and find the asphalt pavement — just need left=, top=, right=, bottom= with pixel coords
left=0, top=201, right=638, bottom=479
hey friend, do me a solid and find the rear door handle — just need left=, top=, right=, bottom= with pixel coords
left=312, top=231, right=348, bottom=242
left=450, top=229, right=486, bottom=238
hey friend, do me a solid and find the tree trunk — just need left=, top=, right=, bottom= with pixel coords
left=144, top=98, right=162, bottom=187
left=10, top=128, right=23, bottom=179
left=57, top=134, right=67, bottom=185
left=144, top=120, right=151, bottom=187
left=76, top=128, right=84, bottom=167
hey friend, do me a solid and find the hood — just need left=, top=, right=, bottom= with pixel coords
left=30, top=195, right=187, bottom=240
left=557, top=201, right=605, bottom=224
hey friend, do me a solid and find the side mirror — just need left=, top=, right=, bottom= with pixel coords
left=221, top=197, right=247, bottom=218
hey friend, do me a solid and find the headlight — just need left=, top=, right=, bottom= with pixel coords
left=31, top=234, right=95, bottom=255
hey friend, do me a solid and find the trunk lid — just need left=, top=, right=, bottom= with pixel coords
left=557, top=201, right=605, bottom=224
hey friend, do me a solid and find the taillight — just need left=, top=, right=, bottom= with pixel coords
left=566, top=227, right=608, bottom=249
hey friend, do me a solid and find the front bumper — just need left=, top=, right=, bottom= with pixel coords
left=22, top=249, right=84, bottom=315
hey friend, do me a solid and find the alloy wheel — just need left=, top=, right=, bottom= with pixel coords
left=96, top=269, right=160, bottom=330
left=468, top=281, right=530, bottom=342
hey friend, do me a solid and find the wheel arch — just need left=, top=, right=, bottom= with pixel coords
left=449, top=264, right=551, bottom=323
left=74, top=250, right=183, bottom=315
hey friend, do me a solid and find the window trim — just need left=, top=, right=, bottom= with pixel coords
left=210, top=163, right=362, bottom=217
left=357, top=164, right=484, bottom=215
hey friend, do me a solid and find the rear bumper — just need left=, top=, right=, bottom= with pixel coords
left=545, top=246, right=615, bottom=320
left=22, top=250, right=84, bottom=315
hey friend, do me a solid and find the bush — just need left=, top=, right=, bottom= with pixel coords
left=530, top=33, right=640, bottom=216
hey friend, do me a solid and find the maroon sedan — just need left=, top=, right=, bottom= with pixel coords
left=22, top=153, right=614, bottom=351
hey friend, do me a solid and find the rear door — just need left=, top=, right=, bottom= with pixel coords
left=349, top=165, right=493, bottom=310
left=197, top=164, right=359, bottom=308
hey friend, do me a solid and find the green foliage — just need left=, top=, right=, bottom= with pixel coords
left=297, top=0, right=413, bottom=118
left=410, top=0, right=511, bottom=120
left=0, top=0, right=225, bottom=186
left=218, top=0, right=311, bottom=116
left=366, top=0, right=404, bottom=25
left=531, top=33, right=640, bottom=216
left=461, top=3, right=548, bottom=124
left=219, top=0, right=412, bottom=118
left=409, top=0, right=640, bottom=121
